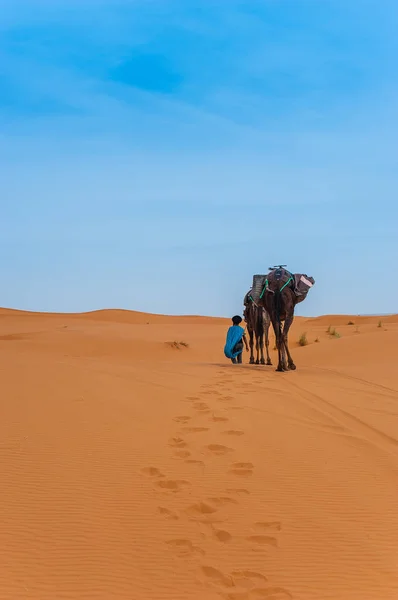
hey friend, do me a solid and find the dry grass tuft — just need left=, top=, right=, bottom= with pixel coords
left=298, top=333, right=308, bottom=347
left=166, top=341, right=190, bottom=350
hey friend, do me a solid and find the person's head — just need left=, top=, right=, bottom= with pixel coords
left=232, top=315, right=242, bottom=326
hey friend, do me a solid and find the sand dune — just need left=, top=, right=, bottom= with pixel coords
left=1, top=308, right=398, bottom=599
left=0, top=307, right=227, bottom=324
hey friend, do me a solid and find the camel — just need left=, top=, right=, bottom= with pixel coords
left=243, top=293, right=272, bottom=366
left=251, top=267, right=315, bottom=372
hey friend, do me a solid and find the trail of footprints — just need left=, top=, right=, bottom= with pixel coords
left=140, top=371, right=292, bottom=599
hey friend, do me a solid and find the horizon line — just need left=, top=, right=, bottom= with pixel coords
left=0, top=306, right=396, bottom=320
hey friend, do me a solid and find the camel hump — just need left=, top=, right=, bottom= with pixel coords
left=273, top=267, right=288, bottom=280
left=267, top=268, right=293, bottom=288
left=265, top=268, right=315, bottom=302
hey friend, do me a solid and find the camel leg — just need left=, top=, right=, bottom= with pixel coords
left=271, top=317, right=285, bottom=372
left=278, top=323, right=288, bottom=371
left=259, top=329, right=266, bottom=364
left=271, top=291, right=288, bottom=372
left=280, top=337, right=288, bottom=371
left=283, top=314, right=296, bottom=371
left=264, top=321, right=272, bottom=365
left=255, top=332, right=260, bottom=364
left=248, top=329, right=255, bottom=364
left=278, top=321, right=288, bottom=371
left=255, top=308, right=265, bottom=365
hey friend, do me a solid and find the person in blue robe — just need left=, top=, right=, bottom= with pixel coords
left=224, top=315, right=248, bottom=364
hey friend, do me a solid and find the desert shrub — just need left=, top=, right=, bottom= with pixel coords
left=329, top=328, right=341, bottom=339
left=326, top=326, right=341, bottom=338
left=166, top=341, right=189, bottom=349
left=298, top=332, right=308, bottom=347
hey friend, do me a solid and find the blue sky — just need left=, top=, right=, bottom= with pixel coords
left=1, top=0, right=397, bottom=316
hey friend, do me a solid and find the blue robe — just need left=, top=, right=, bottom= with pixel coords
left=224, top=325, right=245, bottom=359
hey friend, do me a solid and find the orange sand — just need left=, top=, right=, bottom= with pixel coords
left=1, top=308, right=398, bottom=599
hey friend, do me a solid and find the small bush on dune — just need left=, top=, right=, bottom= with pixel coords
left=315, top=337, right=320, bottom=343
left=378, top=320, right=383, bottom=328
left=166, top=341, right=189, bottom=350
left=326, top=326, right=341, bottom=338
left=298, top=332, right=308, bottom=347
left=347, top=321, right=355, bottom=325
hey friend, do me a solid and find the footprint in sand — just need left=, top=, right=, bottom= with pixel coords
left=182, top=427, right=209, bottom=434
left=186, top=496, right=237, bottom=522
left=229, top=462, right=254, bottom=477
left=185, top=501, right=218, bottom=520
left=213, top=528, right=233, bottom=543
left=254, top=522, right=282, bottom=533
left=206, top=444, right=234, bottom=456
left=222, top=430, right=244, bottom=436
left=201, top=566, right=234, bottom=588
left=222, top=589, right=292, bottom=600
left=185, top=459, right=205, bottom=467
left=169, top=437, right=188, bottom=448
left=201, top=566, right=269, bottom=592
left=211, top=415, right=229, bottom=423
left=217, top=395, right=234, bottom=403
left=249, top=588, right=292, bottom=599
left=201, top=565, right=292, bottom=599
left=158, top=507, right=179, bottom=520
left=186, top=396, right=200, bottom=402
left=174, top=450, right=191, bottom=459
left=165, top=539, right=205, bottom=556
left=173, top=415, right=191, bottom=424
left=230, top=570, right=268, bottom=588
left=141, top=467, right=164, bottom=478
left=193, top=402, right=211, bottom=412
left=156, top=479, right=190, bottom=493
left=207, top=496, right=237, bottom=507
left=246, top=535, right=278, bottom=547
left=226, top=488, right=251, bottom=497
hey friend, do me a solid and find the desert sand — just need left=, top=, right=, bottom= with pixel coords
left=1, top=307, right=398, bottom=600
